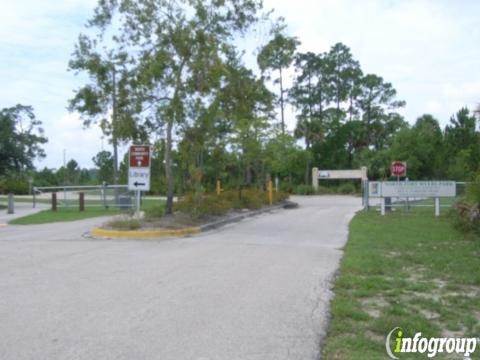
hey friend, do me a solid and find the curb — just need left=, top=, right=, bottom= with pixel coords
left=90, top=203, right=288, bottom=239
left=90, top=226, right=200, bottom=239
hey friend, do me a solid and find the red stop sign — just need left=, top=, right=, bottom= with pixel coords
left=391, top=161, right=407, bottom=177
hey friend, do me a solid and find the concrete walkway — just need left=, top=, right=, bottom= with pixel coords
left=0, top=202, right=48, bottom=225
left=0, top=195, right=361, bottom=360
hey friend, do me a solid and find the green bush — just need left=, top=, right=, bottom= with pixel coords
left=338, top=183, right=357, bottom=194
left=279, top=182, right=294, bottom=194
left=175, top=192, right=231, bottom=219
left=220, top=189, right=244, bottom=209
left=108, top=218, right=142, bottom=230
left=451, top=200, right=480, bottom=233
left=293, top=184, right=315, bottom=195
left=240, top=189, right=264, bottom=209
left=272, top=190, right=289, bottom=203
left=0, top=176, right=29, bottom=194
left=466, top=175, right=480, bottom=203
left=452, top=175, right=480, bottom=233
left=175, top=187, right=289, bottom=219
left=144, top=205, right=164, bottom=219
left=315, top=185, right=334, bottom=195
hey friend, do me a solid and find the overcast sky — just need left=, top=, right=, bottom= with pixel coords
left=1, top=0, right=479, bottom=169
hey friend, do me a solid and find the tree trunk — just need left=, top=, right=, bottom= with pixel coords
left=165, top=119, right=174, bottom=214
left=279, top=67, right=285, bottom=135
left=304, top=139, right=310, bottom=185
left=112, top=67, right=118, bottom=186
left=245, top=161, right=252, bottom=185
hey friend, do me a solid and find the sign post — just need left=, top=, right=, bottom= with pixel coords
left=128, top=145, right=151, bottom=214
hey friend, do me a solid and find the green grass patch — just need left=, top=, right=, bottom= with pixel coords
left=9, top=207, right=122, bottom=225
left=322, top=207, right=480, bottom=359
left=8, top=198, right=165, bottom=225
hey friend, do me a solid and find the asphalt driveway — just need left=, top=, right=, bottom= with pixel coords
left=0, top=195, right=361, bottom=360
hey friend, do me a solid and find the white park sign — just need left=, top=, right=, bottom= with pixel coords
left=368, top=181, right=456, bottom=217
left=369, top=181, right=456, bottom=198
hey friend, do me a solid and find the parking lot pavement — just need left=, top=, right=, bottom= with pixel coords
left=0, top=195, right=362, bottom=360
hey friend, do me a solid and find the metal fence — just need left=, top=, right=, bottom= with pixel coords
left=33, top=184, right=135, bottom=209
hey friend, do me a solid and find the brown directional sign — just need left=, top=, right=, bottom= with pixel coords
left=129, top=145, right=150, bottom=168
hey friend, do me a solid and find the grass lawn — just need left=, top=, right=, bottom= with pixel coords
left=9, top=207, right=122, bottom=225
left=9, top=198, right=165, bottom=225
left=322, top=207, right=480, bottom=359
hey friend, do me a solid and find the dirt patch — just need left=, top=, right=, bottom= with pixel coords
left=360, top=296, right=389, bottom=319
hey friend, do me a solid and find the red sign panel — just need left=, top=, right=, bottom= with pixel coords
left=391, top=161, right=407, bottom=177
left=129, top=145, right=150, bottom=168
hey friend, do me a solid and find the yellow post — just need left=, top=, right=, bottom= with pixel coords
left=216, top=180, right=221, bottom=195
left=268, top=180, right=273, bottom=206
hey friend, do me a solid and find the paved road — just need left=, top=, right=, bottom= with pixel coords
left=0, top=196, right=361, bottom=360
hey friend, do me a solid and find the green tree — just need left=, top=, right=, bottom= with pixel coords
left=88, top=0, right=265, bottom=214
left=356, top=74, right=405, bottom=148
left=0, top=105, right=47, bottom=174
left=444, top=108, right=480, bottom=179
left=33, top=167, right=59, bottom=187
left=92, top=150, right=114, bottom=184
left=257, top=30, right=300, bottom=135
left=68, top=34, right=146, bottom=187
left=217, top=59, right=274, bottom=185
left=326, top=43, right=362, bottom=117
left=390, top=115, right=444, bottom=179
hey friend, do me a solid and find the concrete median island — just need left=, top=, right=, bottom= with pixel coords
left=91, top=202, right=290, bottom=239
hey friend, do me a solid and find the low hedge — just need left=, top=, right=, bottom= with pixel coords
left=175, top=188, right=289, bottom=219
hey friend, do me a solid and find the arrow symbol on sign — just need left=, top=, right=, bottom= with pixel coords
left=134, top=182, right=145, bottom=186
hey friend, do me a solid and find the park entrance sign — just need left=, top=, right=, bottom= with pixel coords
left=369, top=181, right=456, bottom=198
left=312, top=167, right=368, bottom=188
left=128, top=145, right=151, bottom=192
left=368, top=181, right=456, bottom=216
left=128, top=145, right=151, bottom=212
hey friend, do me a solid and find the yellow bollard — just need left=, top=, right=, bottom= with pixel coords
left=268, top=180, right=273, bottom=206
left=216, top=180, right=222, bottom=195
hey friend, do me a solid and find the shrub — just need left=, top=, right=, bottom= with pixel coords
left=279, top=182, right=294, bottom=194
left=144, top=205, right=164, bottom=219
left=108, top=217, right=141, bottom=230
left=220, top=189, right=244, bottom=209
left=466, top=175, right=480, bottom=203
left=175, top=192, right=231, bottom=219
left=240, top=188, right=264, bottom=209
left=452, top=175, right=480, bottom=233
left=272, top=190, right=289, bottom=203
left=315, top=185, right=334, bottom=195
left=293, top=184, right=315, bottom=195
left=0, top=176, right=29, bottom=194
left=338, top=183, right=357, bottom=194
left=451, top=201, right=480, bottom=233
left=175, top=187, right=289, bottom=219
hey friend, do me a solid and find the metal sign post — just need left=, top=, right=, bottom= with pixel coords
left=128, top=145, right=151, bottom=215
